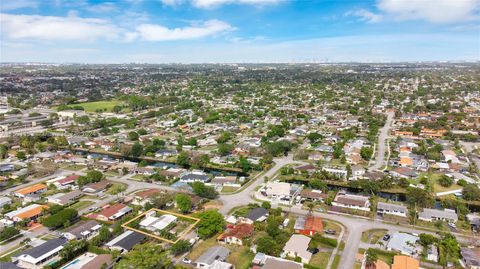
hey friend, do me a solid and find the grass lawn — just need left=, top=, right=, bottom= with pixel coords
left=323, top=220, right=342, bottom=235
left=221, top=186, right=240, bottom=193
left=61, top=164, right=86, bottom=171
left=433, top=183, right=462, bottom=193
left=68, top=200, right=94, bottom=211
left=107, top=183, right=127, bottom=195
left=309, top=251, right=331, bottom=269
left=131, top=174, right=146, bottom=181
left=73, top=100, right=123, bottom=113
left=331, top=254, right=341, bottom=269
left=361, top=229, right=388, bottom=244
left=226, top=246, right=254, bottom=269
left=0, top=245, right=28, bottom=261
left=367, top=248, right=396, bottom=265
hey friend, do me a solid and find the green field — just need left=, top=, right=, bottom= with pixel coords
left=75, top=100, right=123, bottom=112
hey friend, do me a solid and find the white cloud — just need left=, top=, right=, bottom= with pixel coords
left=131, top=19, right=234, bottom=41
left=85, top=2, right=117, bottom=13
left=192, top=0, right=282, bottom=8
left=346, top=9, right=383, bottom=23
left=0, top=13, right=121, bottom=41
left=0, top=0, right=38, bottom=11
left=1, top=13, right=233, bottom=42
left=348, top=0, right=479, bottom=24
left=377, top=0, right=479, bottom=23
left=160, top=0, right=184, bottom=6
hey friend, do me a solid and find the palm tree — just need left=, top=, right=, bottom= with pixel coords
left=365, top=248, right=378, bottom=269
left=306, top=202, right=315, bottom=215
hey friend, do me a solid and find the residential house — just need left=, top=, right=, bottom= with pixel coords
left=442, top=150, right=460, bottom=164
left=377, top=202, right=408, bottom=218
left=460, top=247, right=480, bottom=269
left=59, top=252, right=113, bottom=269
left=179, top=171, right=210, bottom=183
left=5, top=204, right=49, bottom=222
left=194, top=246, right=231, bottom=269
left=299, top=189, right=327, bottom=203
left=386, top=233, right=420, bottom=255
left=62, top=220, right=102, bottom=240
left=294, top=216, right=323, bottom=236
left=93, top=204, right=132, bottom=222
left=47, top=190, right=83, bottom=206
left=0, top=196, right=12, bottom=208
left=217, top=223, right=253, bottom=246
left=351, top=165, right=365, bottom=180
left=391, top=255, right=420, bottom=269
left=13, top=238, right=67, bottom=269
left=282, top=234, right=312, bottom=263
left=105, top=230, right=145, bottom=253
left=132, top=189, right=163, bottom=206
left=82, top=180, right=110, bottom=195
left=139, top=214, right=177, bottom=232
left=252, top=254, right=303, bottom=269
left=390, top=167, right=418, bottom=179
left=261, top=182, right=302, bottom=203
left=245, top=207, right=269, bottom=223
left=426, top=245, right=438, bottom=262
left=332, top=191, right=371, bottom=211
left=294, top=164, right=317, bottom=175
left=210, top=176, right=237, bottom=186
left=418, top=208, right=458, bottom=223
left=53, top=175, right=79, bottom=189
left=14, top=184, right=47, bottom=198
left=322, top=167, right=348, bottom=180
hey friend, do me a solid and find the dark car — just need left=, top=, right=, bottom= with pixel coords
left=383, top=234, right=391, bottom=241
left=308, top=248, right=319, bottom=254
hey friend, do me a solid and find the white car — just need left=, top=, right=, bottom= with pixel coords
left=182, top=258, right=191, bottom=264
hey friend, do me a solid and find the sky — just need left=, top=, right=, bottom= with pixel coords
left=0, top=0, right=479, bottom=63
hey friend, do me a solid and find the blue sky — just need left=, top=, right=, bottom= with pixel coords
left=1, top=0, right=479, bottom=63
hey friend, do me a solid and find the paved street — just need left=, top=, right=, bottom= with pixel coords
left=370, top=111, right=394, bottom=171
left=219, top=154, right=307, bottom=214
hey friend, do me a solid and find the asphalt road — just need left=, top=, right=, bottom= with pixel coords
left=218, top=154, right=307, bottom=214
left=370, top=111, right=394, bottom=171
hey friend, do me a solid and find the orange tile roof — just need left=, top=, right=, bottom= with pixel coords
left=399, top=157, right=413, bottom=166
left=304, top=216, right=323, bottom=232
left=218, top=223, right=254, bottom=240
left=16, top=205, right=49, bottom=220
left=392, top=255, right=419, bottom=269
left=15, top=184, right=47, bottom=196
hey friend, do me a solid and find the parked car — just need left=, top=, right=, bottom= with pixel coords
left=324, top=229, right=336, bottom=235
left=182, top=258, right=191, bottom=264
left=383, top=234, right=391, bottom=241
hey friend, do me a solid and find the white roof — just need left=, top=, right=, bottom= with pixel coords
left=139, top=216, right=159, bottom=227
left=387, top=232, right=419, bottom=255
left=152, top=214, right=177, bottom=230
left=265, top=182, right=291, bottom=197
left=140, top=214, right=177, bottom=231
left=283, top=234, right=312, bottom=262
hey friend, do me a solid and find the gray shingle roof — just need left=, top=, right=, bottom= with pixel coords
left=195, top=246, right=230, bottom=266
left=246, top=208, right=268, bottom=221
left=14, top=238, right=67, bottom=259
